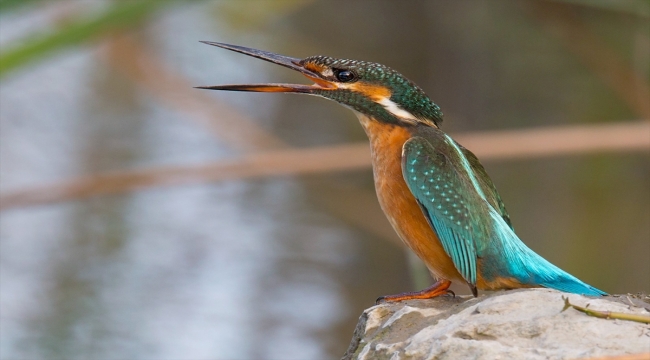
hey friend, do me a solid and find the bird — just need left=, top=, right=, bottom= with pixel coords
left=196, top=41, right=607, bottom=302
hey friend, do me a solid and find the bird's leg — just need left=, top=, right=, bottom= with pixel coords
left=376, top=279, right=452, bottom=304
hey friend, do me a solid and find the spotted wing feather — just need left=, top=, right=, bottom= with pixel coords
left=401, top=136, right=491, bottom=286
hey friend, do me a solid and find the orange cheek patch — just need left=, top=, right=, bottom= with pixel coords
left=348, top=83, right=391, bottom=101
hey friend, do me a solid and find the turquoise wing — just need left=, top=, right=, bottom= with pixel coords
left=401, top=136, right=491, bottom=287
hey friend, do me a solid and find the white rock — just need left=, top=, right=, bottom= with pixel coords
left=342, top=288, right=650, bottom=360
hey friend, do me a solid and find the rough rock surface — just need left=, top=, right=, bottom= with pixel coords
left=343, top=289, right=650, bottom=360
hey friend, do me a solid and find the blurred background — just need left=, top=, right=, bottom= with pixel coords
left=1, top=0, right=648, bottom=359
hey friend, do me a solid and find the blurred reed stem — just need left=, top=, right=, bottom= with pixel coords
left=0, top=0, right=177, bottom=78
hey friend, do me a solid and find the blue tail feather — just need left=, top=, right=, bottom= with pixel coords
left=487, top=210, right=607, bottom=296
left=540, top=275, right=607, bottom=296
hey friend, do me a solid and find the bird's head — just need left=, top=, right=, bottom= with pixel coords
left=197, top=42, right=443, bottom=127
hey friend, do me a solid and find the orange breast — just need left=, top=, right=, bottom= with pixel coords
left=357, top=114, right=464, bottom=283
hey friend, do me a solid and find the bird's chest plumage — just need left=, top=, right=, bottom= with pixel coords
left=356, top=114, right=463, bottom=282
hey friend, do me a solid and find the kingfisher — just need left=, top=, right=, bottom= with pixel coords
left=197, top=42, right=607, bottom=302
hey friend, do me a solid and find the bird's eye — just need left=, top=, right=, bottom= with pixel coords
left=335, top=70, right=355, bottom=82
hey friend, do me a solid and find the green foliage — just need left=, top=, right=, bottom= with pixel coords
left=0, top=0, right=175, bottom=78
left=0, top=0, right=45, bottom=13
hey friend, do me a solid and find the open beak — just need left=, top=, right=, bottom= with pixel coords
left=195, top=41, right=331, bottom=93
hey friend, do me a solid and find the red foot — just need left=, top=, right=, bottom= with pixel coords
left=376, top=279, right=453, bottom=304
